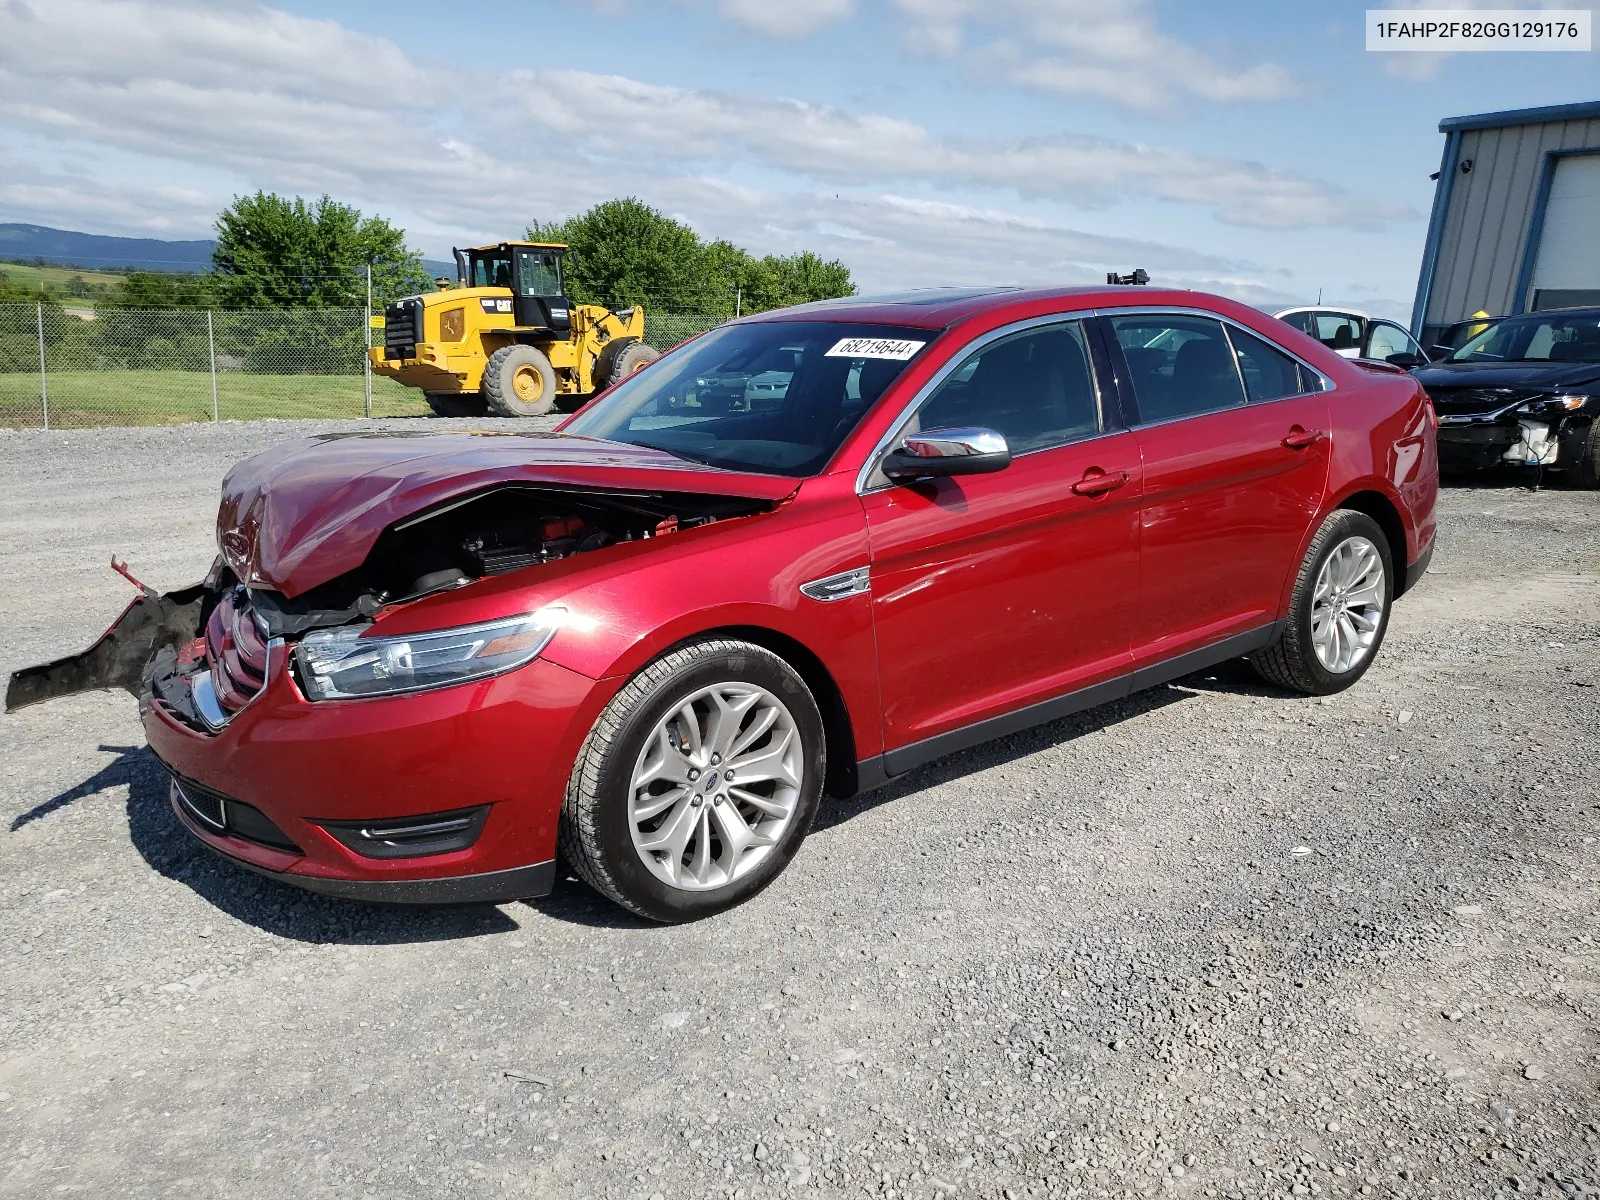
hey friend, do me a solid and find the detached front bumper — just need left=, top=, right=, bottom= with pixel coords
left=145, top=637, right=606, bottom=905
left=1436, top=414, right=1593, bottom=472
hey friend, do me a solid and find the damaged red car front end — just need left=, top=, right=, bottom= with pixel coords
left=8, top=429, right=804, bottom=903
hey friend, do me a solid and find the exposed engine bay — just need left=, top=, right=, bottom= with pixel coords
left=5, top=484, right=773, bottom=727
left=251, top=483, right=769, bottom=636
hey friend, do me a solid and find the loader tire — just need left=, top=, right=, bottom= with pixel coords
left=607, top=341, right=661, bottom=387
left=425, top=392, right=487, bottom=418
left=483, top=345, right=558, bottom=417
left=591, top=336, right=637, bottom=392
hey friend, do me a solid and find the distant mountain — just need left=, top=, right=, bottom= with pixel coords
left=0, top=223, right=215, bottom=272
left=0, top=223, right=455, bottom=278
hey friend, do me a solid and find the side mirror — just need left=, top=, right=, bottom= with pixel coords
left=1385, top=352, right=1426, bottom=369
left=882, top=427, right=1012, bottom=481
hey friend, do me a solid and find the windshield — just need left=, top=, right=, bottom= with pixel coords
left=1450, top=311, right=1600, bottom=364
left=565, top=321, right=937, bottom=476
left=514, top=249, right=562, bottom=297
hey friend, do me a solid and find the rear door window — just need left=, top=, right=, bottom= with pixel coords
left=1109, top=314, right=1246, bottom=423
left=1228, top=326, right=1304, bottom=403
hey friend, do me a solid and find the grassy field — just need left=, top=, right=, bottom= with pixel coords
left=0, top=261, right=128, bottom=300
left=0, top=370, right=431, bottom=427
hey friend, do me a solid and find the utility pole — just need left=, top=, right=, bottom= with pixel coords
left=731, top=284, right=742, bottom=318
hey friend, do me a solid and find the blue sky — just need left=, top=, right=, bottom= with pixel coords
left=0, top=0, right=1595, bottom=317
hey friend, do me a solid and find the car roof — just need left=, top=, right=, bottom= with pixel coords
left=740, top=285, right=1258, bottom=330
left=1274, top=305, right=1375, bottom=320
left=1496, top=306, right=1600, bottom=320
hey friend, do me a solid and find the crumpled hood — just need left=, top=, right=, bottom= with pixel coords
left=217, top=431, right=799, bottom=597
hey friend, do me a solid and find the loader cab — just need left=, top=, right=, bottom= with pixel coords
left=458, top=242, right=571, bottom=335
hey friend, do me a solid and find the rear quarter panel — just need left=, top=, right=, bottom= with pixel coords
left=1323, top=368, right=1438, bottom=566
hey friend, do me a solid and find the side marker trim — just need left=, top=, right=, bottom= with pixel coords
left=799, top=566, right=871, bottom=602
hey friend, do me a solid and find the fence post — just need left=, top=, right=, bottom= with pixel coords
left=36, top=301, right=49, bottom=431
left=363, top=265, right=373, bottom=419
left=207, top=309, right=219, bottom=422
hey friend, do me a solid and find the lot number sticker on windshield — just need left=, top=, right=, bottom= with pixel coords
left=825, top=337, right=926, bottom=360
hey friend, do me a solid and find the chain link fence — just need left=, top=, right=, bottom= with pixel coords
left=0, top=303, right=724, bottom=429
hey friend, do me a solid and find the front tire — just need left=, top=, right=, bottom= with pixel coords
left=1570, top=420, right=1600, bottom=489
left=1251, top=510, right=1394, bottom=696
left=483, top=344, right=558, bottom=417
left=558, top=639, right=825, bottom=923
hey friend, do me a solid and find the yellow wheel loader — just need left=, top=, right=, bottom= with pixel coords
left=368, top=241, right=661, bottom=417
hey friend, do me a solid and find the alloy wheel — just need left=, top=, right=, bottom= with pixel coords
left=627, top=683, right=804, bottom=891
left=1310, top=535, right=1386, bottom=673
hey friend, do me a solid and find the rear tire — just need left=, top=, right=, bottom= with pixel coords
left=1251, top=509, right=1394, bottom=696
left=425, top=391, right=487, bottom=418
left=607, top=341, right=660, bottom=387
left=558, top=638, right=825, bottom=923
left=483, top=345, right=558, bottom=417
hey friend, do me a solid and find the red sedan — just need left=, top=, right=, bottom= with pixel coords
left=8, top=286, right=1438, bottom=922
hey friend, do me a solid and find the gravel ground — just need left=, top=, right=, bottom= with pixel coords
left=1, top=419, right=1597, bottom=1200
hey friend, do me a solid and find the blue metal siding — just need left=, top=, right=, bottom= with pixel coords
left=1413, top=110, right=1600, bottom=337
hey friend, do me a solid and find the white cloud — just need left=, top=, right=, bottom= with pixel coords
left=887, top=0, right=1299, bottom=108
left=717, top=0, right=855, bottom=37
left=0, top=0, right=1394, bottom=302
left=511, top=69, right=1407, bottom=230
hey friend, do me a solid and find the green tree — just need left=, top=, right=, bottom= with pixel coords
left=749, top=251, right=856, bottom=310
left=530, top=198, right=708, bottom=311
left=528, top=198, right=854, bottom=317
left=102, top=271, right=218, bottom=309
left=212, top=192, right=429, bottom=308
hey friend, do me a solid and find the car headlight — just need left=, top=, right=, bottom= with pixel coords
left=1522, top=393, right=1590, bottom=414
left=295, top=611, right=562, bottom=701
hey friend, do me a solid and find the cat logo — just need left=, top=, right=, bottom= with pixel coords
left=479, top=298, right=513, bottom=314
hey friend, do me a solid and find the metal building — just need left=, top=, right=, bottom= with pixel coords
left=1411, top=100, right=1600, bottom=347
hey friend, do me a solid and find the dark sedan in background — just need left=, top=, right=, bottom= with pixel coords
left=1414, top=307, right=1600, bottom=487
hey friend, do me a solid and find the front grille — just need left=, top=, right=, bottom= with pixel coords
left=1425, top=386, right=1544, bottom=416
left=384, top=299, right=420, bottom=360
left=203, top=587, right=270, bottom=719
left=170, top=771, right=302, bottom=854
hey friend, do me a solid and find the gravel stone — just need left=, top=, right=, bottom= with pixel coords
left=0, top=421, right=1597, bottom=1197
